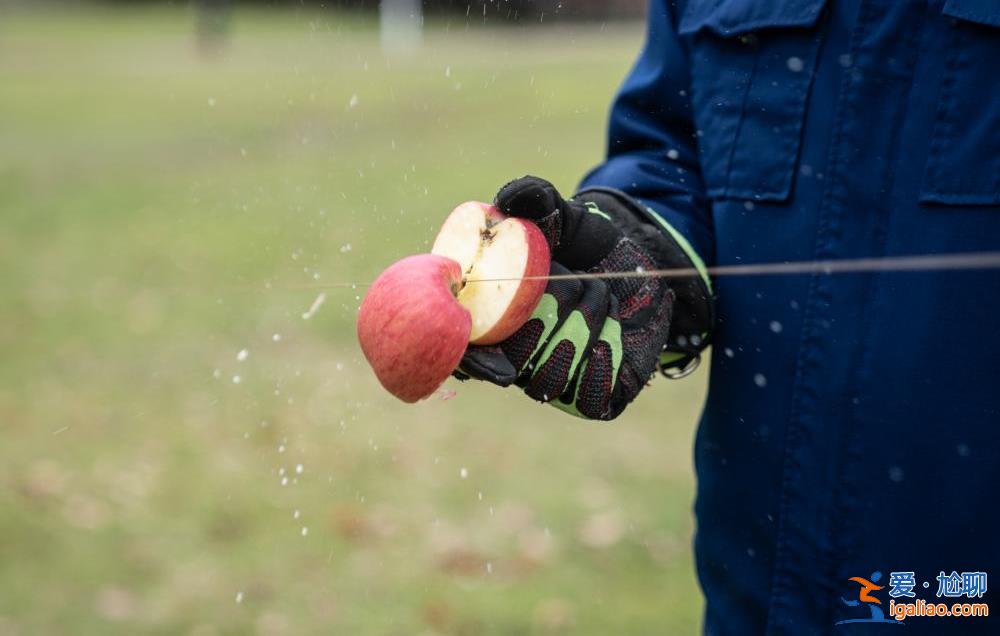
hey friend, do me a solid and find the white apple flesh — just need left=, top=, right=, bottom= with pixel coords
left=357, top=254, right=472, bottom=403
left=431, top=201, right=550, bottom=345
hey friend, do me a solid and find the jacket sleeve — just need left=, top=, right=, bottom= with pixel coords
left=578, top=0, right=715, bottom=368
left=579, top=0, right=712, bottom=265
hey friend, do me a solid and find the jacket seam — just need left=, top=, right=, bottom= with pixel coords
left=762, top=1, right=874, bottom=632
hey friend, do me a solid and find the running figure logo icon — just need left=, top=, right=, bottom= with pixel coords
left=835, top=571, right=903, bottom=626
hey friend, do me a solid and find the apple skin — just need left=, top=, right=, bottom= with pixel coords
left=357, top=254, right=472, bottom=403
left=469, top=218, right=549, bottom=345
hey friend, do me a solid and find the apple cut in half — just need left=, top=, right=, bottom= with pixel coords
left=431, top=201, right=551, bottom=345
left=357, top=202, right=551, bottom=404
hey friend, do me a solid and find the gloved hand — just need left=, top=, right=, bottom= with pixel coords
left=455, top=176, right=714, bottom=420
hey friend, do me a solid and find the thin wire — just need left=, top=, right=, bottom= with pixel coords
left=278, top=250, right=1000, bottom=291
left=478, top=250, right=1000, bottom=284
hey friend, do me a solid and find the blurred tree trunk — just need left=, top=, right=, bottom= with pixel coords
left=196, top=0, right=231, bottom=57
left=380, top=0, right=422, bottom=54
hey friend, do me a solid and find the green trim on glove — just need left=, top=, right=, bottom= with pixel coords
left=643, top=206, right=713, bottom=295
left=583, top=201, right=612, bottom=221
left=659, top=350, right=688, bottom=366
left=522, top=293, right=560, bottom=370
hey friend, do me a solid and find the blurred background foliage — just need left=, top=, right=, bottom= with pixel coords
left=0, top=2, right=706, bottom=635
left=14, top=0, right=646, bottom=21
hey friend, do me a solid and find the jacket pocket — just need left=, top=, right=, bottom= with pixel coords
left=919, top=0, right=1000, bottom=206
left=679, top=0, right=827, bottom=202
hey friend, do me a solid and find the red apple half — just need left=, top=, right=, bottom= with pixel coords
left=431, top=201, right=550, bottom=345
left=357, top=254, right=472, bottom=403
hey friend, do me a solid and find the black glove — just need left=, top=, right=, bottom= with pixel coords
left=455, top=176, right=714, bottom=420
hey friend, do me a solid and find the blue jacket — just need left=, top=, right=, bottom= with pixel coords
left=581, top=0, right=999, bottom=633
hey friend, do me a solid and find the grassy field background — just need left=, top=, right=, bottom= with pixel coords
left=0, top=6, right=708, bottom=634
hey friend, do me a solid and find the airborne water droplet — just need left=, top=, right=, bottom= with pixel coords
left=302, top=292, right=326, bottom=320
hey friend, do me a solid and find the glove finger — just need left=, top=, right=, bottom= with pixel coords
left=495, top=176, right=563, bottom=223
left=524, top=276, right=610, bottom=403
left=588, top=288, right=675, bottom=419
left=603, top=360, right=648, bottom=421
left=495, top=175, right=565, bottom=249
left=456, top=345, right=518, bottom=387
left=495, top=175, right=621, bottom=271
left=551, top=294, right=623, bottom=419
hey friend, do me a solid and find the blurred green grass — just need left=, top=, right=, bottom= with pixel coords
left=0, top=6, right=707, bottom=635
